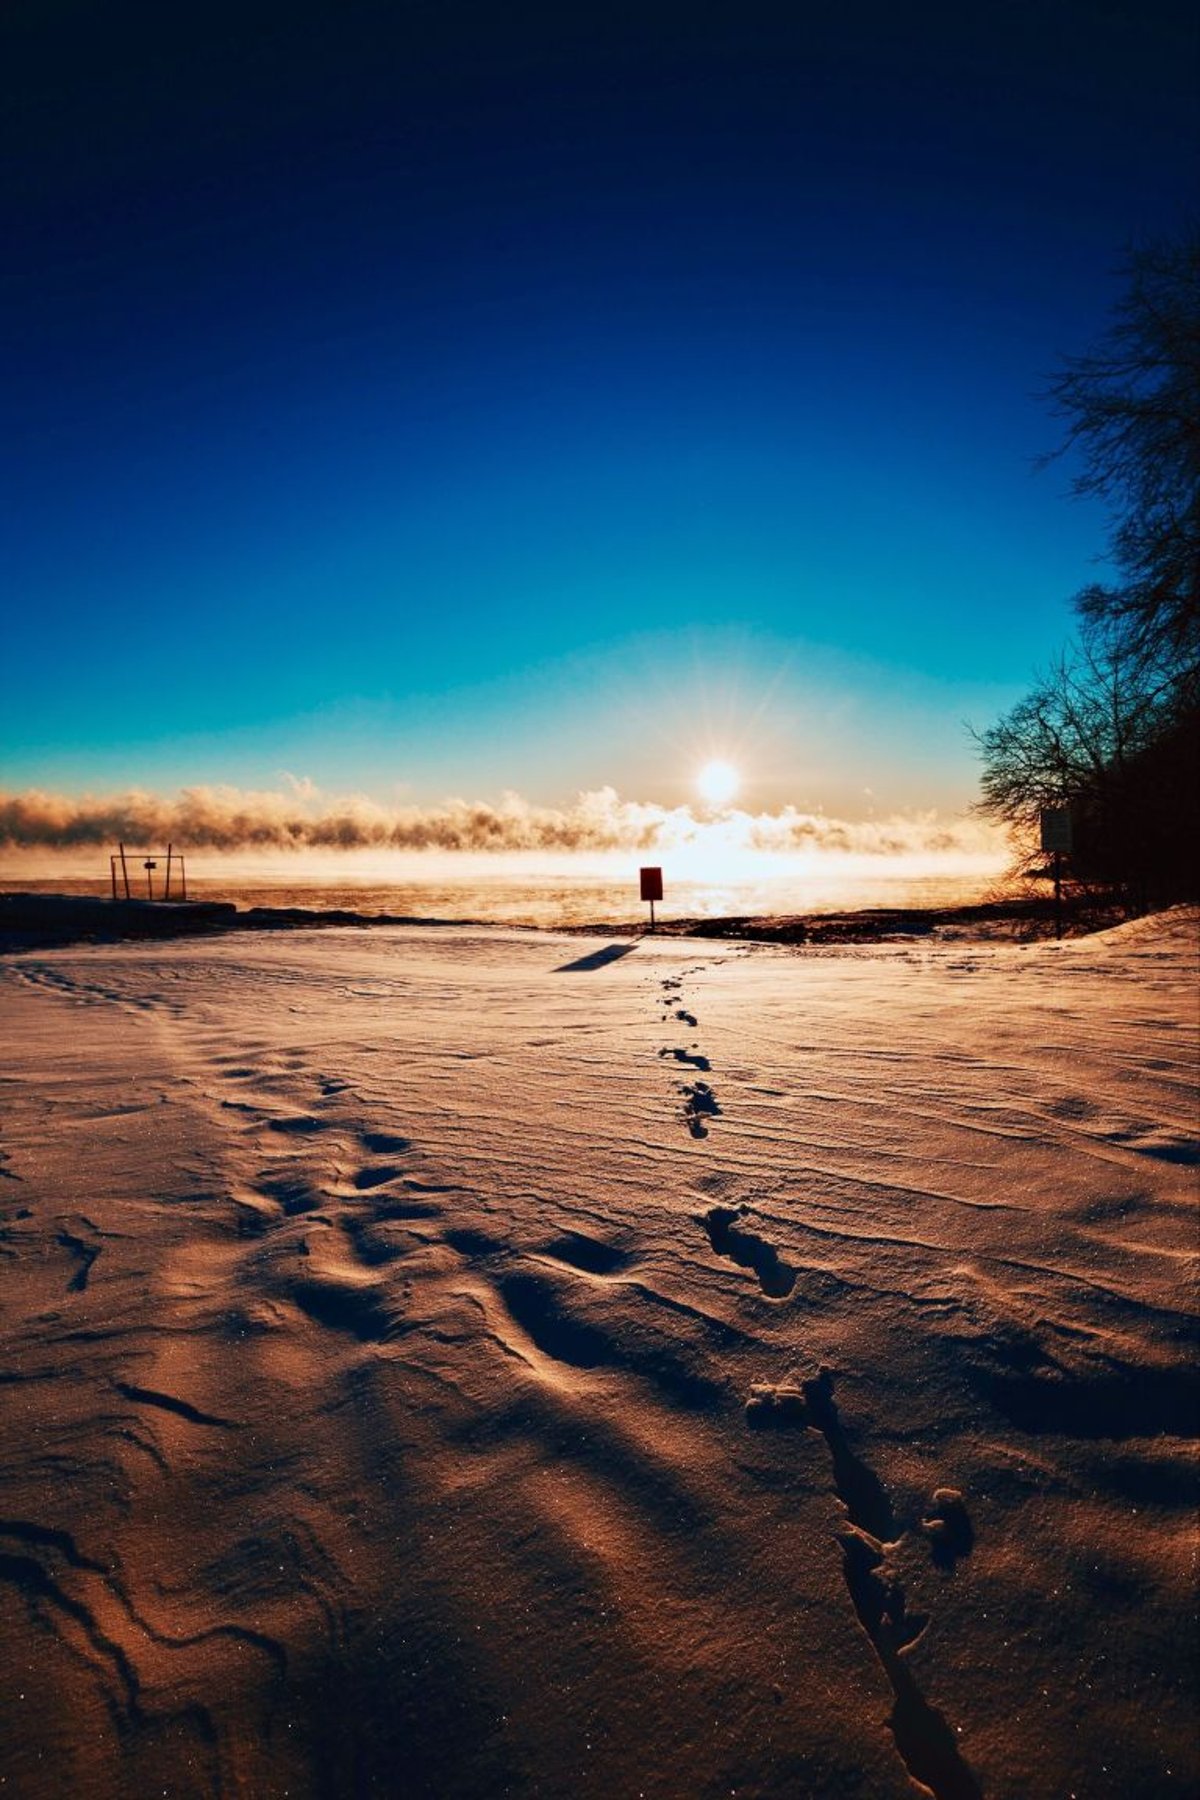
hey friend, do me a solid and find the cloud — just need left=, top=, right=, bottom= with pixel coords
left=279, top=771, right=319, bottom=800
left=0, top=783, right=1005, bottom=861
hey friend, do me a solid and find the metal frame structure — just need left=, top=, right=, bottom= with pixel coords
left=109, top=842, right=188, bottom=902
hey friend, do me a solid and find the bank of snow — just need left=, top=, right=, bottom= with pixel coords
left=0, top=909, right=1196, bottom=1798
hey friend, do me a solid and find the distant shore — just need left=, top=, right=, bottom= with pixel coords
left=0, top=889, right=1127, bottom=954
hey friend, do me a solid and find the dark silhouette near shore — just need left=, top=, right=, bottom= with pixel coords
left=978, top=230, right=1199, bottom=907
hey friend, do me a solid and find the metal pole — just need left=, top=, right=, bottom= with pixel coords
left=1053, top=850, right=1062, bottom=940
left=110, top=856, right=117, bottom=901
left=180, top=856, right=187, bottom=901
left=164, top=842, right=173, bottom=901
left=650, top=897, right=656, bottom=932
left=119, top=842, right=131, bottom=900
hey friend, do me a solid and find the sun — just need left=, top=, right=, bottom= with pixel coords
left=696, top=759, right=741, bottom=807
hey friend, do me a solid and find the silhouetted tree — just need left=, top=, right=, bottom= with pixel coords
left=979, top=625, right=1160, bottom=828
left=1043, top=229, right=1199, bottom=683
left=978, top=619, right=1199, bottom=902
left=979, top=229, right=1200, bottom=905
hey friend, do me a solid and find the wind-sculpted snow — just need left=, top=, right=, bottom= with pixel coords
left=0, top=911, right=1196, bottom=1797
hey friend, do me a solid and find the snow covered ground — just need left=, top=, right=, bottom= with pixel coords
left=1, top=911, right=1196, bottom=1798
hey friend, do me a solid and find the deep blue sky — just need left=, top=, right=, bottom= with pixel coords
left=3, top=0, right=1196, bottom=818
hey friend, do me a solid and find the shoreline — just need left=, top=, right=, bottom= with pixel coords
left=0, top=888, right=1130, bottom=954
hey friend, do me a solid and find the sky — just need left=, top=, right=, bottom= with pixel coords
left=2, top=0, right=1196, bottom=851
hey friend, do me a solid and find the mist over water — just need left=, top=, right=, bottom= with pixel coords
left=1, top=867, right=1005, bottom=926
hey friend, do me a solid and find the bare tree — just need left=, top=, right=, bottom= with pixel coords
left=978, top=621, right=1170, bottom=825
left=1042, top=230, right=1200, bottom=679
left=977, top=617, right=1198, bottom=900
left=977, top=230, right=1200, bottom=904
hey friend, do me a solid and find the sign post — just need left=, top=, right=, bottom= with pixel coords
left=1039, top=809, right=1073, bottom=939
left=639, top=866, right=664, bottom=932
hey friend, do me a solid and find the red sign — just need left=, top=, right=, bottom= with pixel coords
left=639, top=866, right=663, bottom=902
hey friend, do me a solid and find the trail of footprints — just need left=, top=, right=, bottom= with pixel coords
left=22, top=981, right=979, bottom=1795
left=11, top=961, right=189, bottom=1020
left=658, top=971, right=722, bottom=1138
left=747, top=1369, right=980, bottom=1800
left=654, top=964, right=980, bottom=1800
left=203, top=1052, right=730, bottom=1430
left=215, top=1057, right=456, bottom=1345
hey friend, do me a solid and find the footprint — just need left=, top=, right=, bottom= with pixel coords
left=701, top=1204, right=794, bottom=1297
left=253, top=1171, right=323, bottom=1216
left=361, top=1131, right=412, bottom=1154
left=290, top=1273, right=399, bottom=1341
left=496, top=1270, right=718, bottom=1408
left=444, top=1227, right=506, bottom=1260
left=661, top=1047, right=711, bottom=1072
left=745, top=1380, right=809, bottom=1429
left=57, top=1229, right=100, bottom=1293
left=542, top=1233, right=630, bottom=1276
left=499, top=1271, right=610, bottom=1368
left=230, top=1194, right=277, bottom=1236
left=839, top=1526, right=928, bottom=1654
left=682, top=1082, right=721, bottom=1139
left=837, top=1524, right=980, bottom=1799
left=674, top=1009, right=698, bottom=1027
left=265, top=1115, right=329, bottom=1137
left=351, top=1164, right=406, bottom=1191
left=751, top=1367, right=981, bottom=1800
left=921, top=1488, right=974, bottom=1569
left=343, top=1217, right=424, bottom=1266
left=802, top=1369, right=896, bottom=1541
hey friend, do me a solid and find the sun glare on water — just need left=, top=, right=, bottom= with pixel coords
left=696, top=759, right=740, bottom=806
